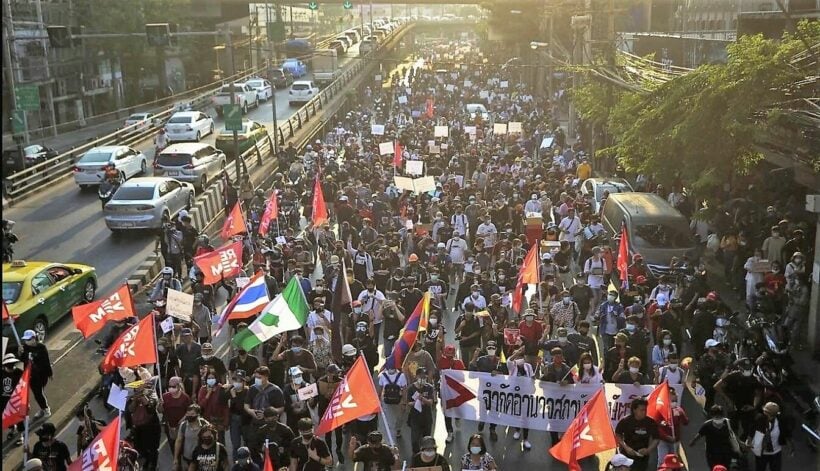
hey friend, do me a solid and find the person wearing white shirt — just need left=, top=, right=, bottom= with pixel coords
left=462, top=284, right=487, bottom=310
left=750, top=402, right=791, bottom=470
left=524, top=194, right=541, bottom=215
left=558, top=207, right=582, bottom=244
left=475, top=216, right=497, bottom=249
left=357, top=279, right=386, bottom=340
left=451, top=208, right=469, bottom=240
left=306, top=299, right=334, bottom=342
left=446, top=234, right=469, bottom=285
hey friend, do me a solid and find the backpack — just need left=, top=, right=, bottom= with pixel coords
left=382, top=372, right=403, bottom=405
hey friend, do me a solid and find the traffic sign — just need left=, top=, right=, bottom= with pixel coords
left=308, top=1, right=318, bottom=11
left=11, top=110, right=25, bottom=135
left=15, top=85, right=39, bottom=111
left=343, top=0, right=353, bottom=9
left=224, top=105, right=243, bottom=132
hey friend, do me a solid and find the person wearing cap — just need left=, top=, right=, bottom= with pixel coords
left=581, top=246, right=607, bottom=315
left=461, top=283, right=487, bottom=311
left=350, top=430, right=398, bottom=471
left=410, top=436, right=450, bottom=470
left=715, top=358, right=760, bottom=440
left=694, top=339, right=727, bottom=410
left=191, top=292, right=213, bottom=344
left=30, top=422, right=71, bottom=471
left=608, top=453, right=635, bottom=470
left=272, top=335, right=317, bottom=381
left=159, top=376, right=192, bottom=452
left=306, top=296, right=333, bottom=344
left=749, top=402, right=792, bottom=470
left=282, top=366, right=313, bottom=432
left=404, top=252, right=429, bottom=286
left=596, top=289, right=625, bottom=353
left=445, top=230, right=469, bottom=285
left=20, top=328, right=52, bottom=419
left=2, top=353, right=24, bottom=443
left=406, top=366, right=437, bottom=453
left=129, top=376, right=162, bottom=469
left=231, top=446, right=260, bottom=471
left=197, top=342, right=228, bottom=384
left=615, top=398, right=659, bottom=471
left=689, top=405, right=736, bottom=469
left=476, top=214, right=498, bottom=249
left=23, top=458, right=43, bottom=471
left=358, top=278, right=387, bottom=341
left=228, top=347, right=260, bottom=383
left=549, top=290, right=581, bottom=334
left=176, top=326, right=202, bottom=393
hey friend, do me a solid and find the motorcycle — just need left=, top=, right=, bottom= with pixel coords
left=805, top=395, right=820, bottom=452
left=98, top=176, right=120, bottom=210
left=2, top=219, right=18, bottom=262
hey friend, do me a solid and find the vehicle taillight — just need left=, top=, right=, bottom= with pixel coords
left=182, top=164, right=195, bottom=169
left=135, top=205, right=155, bottom=211
left=72, top=166, right=81, bottom=172
left=185, top=126, right=193, bottom=131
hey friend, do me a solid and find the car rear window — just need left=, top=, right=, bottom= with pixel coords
left=292, top=83, right=310, bottom=91
left=167, top=116, right=192, bottom=124
left=633, top=223, right=694, bottom=249
left=2, top=282, right=22, bottom=304
left=157, top=153, right=193, bottom=166
left=79, top=152, right=112, bottom=163
left=246, top=81, right=263, bottom=88
left=128, top=114, right=147, bottom=120
left=218, top=86, right=245, bottom=94
left=112, top=186, right=156, bottom=201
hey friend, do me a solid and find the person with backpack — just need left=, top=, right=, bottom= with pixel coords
left=445, top=232, right=469, bottom=286
left=243, top=366, right=286, bottom=451
left=377, top=366, right=407, bottom=438
left=173, top=404, right=211, bottom=471
left=436, top=345, right=465, bottom=443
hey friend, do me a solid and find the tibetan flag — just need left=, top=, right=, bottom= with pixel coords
left=550, top=389, right=617, bottom=469
left=221, top=202, right=247, bottom=240
left=647, top=380, right=673, bottom=425
left=232, top=276, right=309, bottom=351
left=393, top=140, right=403, bottom=168
left=72, top=284, right=136, bottom=338
left=258, top=190, right=279, bottom=236
left=511, top=244, right=539, bottom=313
left=68, top=415, right=121, bottom=471
left=215, top=271, right=270, bottom=330
left=315, top=355, right=381, bottom=435
left=100, top=314, right=157, bottom=374
left=381, top=292, right=430, bottom=371
left=617, top=222, right=630, bottom=289
left=193, top=240, right=243, bottom=285
left=311, top=175, right=329, bottom=227
left=1, top=364, right=30, bottom=429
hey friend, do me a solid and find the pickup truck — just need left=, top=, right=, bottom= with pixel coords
left=312, top=49, right=340, bottom=86
left=212, top=82, right=259, bottom=116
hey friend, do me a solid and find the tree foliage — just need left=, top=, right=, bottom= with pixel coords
left=596, top=20, right=819, bottom=197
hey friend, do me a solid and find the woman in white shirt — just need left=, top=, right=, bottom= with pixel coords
left=749, top=402, right=792, bottom=471
left=576, top=352, right=603, bottom=384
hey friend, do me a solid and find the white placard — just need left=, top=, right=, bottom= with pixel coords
left=275, top=236, right=288, bottom=245
left=405, top=160, right=424, bottom=175
left=429, top=145, right=440, bottom=154
left=2, top=337, right=7, bottom=358
left=166, top=289, right=193, bottom=322
left=450, top=73, right=458, bottom=80
left=434, top=125, right=449, bottom=138
left=379, top=142, right=394, bottom=155
left=454, top=175, right=464, bottom=187
left=398, top=95, right=408, bottom=104
left=406, top=87, right=412, bottom=95
left=414, top=176, right=436, bottom=193
left=464, top=80, right=472, bottom=87
left=446, top=84, right=455, bottom=92
left=464, top=126, right=477, bottom=135
left=479, top=90, right=489, bottom=99
left=493, top=123, right=508, bottom=135
left=160, top=317, right=175, bottom=334
left=374, top=74, right=382, bottom=82
left=297, top=383, right=319, bottom=401
left=393, top=176, right=415, bottom=192
left=106, top=383, right=129, bottom=411
left=371, top=124, right=385, bottom=136
left=235, top=277, right=251, bottom=289
left=500, top=81, right=509, bottom=88
left=508, top=122, right=523, bottom=133
left=474, top=71, right=480, bottom=77
left=441, top=143, right=449, bottom=150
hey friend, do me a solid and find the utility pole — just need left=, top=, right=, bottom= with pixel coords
left=224, top=29, right=241, bottom=182
left=269, top=0, right=280, bottom=157
left=2, top=0, right=29, bottom=146
left=568, top=15, right=591, bottom=142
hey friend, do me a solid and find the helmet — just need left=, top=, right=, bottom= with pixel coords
left=306, top=145, right=313, bottom=151
left=341, top=344, right=357, bottom=356
left=255, top=189, right=264, bottom=196
left=161, top=267, right=174, bottom=276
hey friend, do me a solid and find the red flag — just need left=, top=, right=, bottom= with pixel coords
left=194, top=240, right=243, bottom=285
left=311, top=175, right=329, bottom=227
left=263, top=446, right=274, bottom=471
left=617, top=223, right=630, bottom=288
left=221, top=202, right=247, bottom=240
left=2, top=301, right=9, bottom=321
left=315, top=355, right=381, bottom=435
left=2, top=364, right=30, bottom=429
left=392, top=140, right=403, bottom=168
left=68, top=415, right=121, bottom=471
left=549, top=389, right=617, bottom=468
left=258, top=191, right=279, bottom=236
left=425, top=97, right=434, bottom=118
left=511, top=244, right=539, bottom=313
left=100, top=314, right=157, bottom=373
left=72, top=284, right=136, bottom=338
left=647, top=380, right=673, bottom=424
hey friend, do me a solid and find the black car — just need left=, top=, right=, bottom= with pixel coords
left=268, top=67, right=293, bottom=89
left=2, top=144, right=59, bottom=172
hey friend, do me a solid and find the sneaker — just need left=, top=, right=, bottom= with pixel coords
left=14, top=437, right=22, bottom=447
left=446, top=432, right=454, bottom=443
left=490, top=430, right=498, bottom=441
left=513, top=430, right=521, bottom=440
left=523, top=440, right=532, bottom=450
left=34, top=408, right=51, bottom=419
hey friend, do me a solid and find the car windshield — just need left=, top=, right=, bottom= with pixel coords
left=271, top=70, right=284, bottom=77
left=220, top=125, right=250, bottom=136
left=633, top=223, right=694, bottom=249
left=246, top=80, right=263, bottom=88
left=79, top=151, right=113, bottom=163
left=292, top=83, right=309, bottom=91
left=23, top=146, right=41, bottom=156
left=2, top=282, right=22, bottom=304
left=112, top=186, right=156, bottom=201
left=167, top=116, right=192, bottom=124
left=157, top=153, right=193, bottom=166
left=596, top=182, right=630, bottom=199
left=128, top=114, right=148, bottom=120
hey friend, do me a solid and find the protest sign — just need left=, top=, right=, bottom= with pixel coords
left=434, top=125, right=449, bottom=138
left=371, top=124, right=385, bottom=136
left=166, top=289, right=193, bottom=322
left=379, top=142, right=394, bottom=155
left=406, top=160, right=424, bottom=175
left=493, top=123, right=508, bottom=135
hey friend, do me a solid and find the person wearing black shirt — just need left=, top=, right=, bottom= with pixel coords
left=244, top=367, right=286, bottom=426
left=247, top=407, right=294, bottom=468
left=405, top=367, right=437, bottom=453
left=21, top=330, right=53, bottom=418
left=380, top=299, right=405, bottom=357
left=350, top=431, right=398, bottom=471
left=196, top=343, right=228, bottom=383
left=715, top=360, right=762, bottom=440
left=2, top=354, right=24, bottom=441
left=410, top=436, right=451, bottom=471
left=229, top=351, right=260, bottom=379
left=176, top=328, right=202, bottom=394
left=568, top=321, right=599, bottom=366
left=689, top=405, right=735, bottom=469
left=290, top=418, right=333, bottom=471
left=30, top=423, right=71, bottom=471
left=227, top=372, right=250, bottom=459
left=615, top=398, right=659, bottom=471
left=455, top=306, right=483, bottom=365
left=191, top=424, right=230, bottom=470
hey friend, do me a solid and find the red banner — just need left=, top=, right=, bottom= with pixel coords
left=100, top=314, right=157, bottom=373
left=68, top=415, right=121, bottom=471
left=258, top=191, right=279, bottom=236
left=221, top=202, right=247, bottom=240
left=315, top=355, right=380, bottom=435
left=550, top=389, right=617, bottom=468
left=311, top=175, right=328, bottom=227
left=1, top=364, right=30, bottom=429
left=193, top=241, right=243, bottom=285
left=72, top=284, right=135, bottom=338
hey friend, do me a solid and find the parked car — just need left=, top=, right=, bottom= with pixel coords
left=215, top=120, right=269, bottom=158
left=465, top=103, right=490, bottom=121
left=344, top=30, right=360, bottom=44
left=335, top=35, right=352, bottom=50
left=2, top=259, right=97, bottom=342
left=213, top=83, right=259, bottom=115
left=153, top=142, right=226, bottom=189
left=282, top=58, right=307, bottom=78
left=580, top=177, right=634, bottom=213
left=288, top=81, right=319, bottom=106
left=328, top=40, right=346, bottom=57
left=18, top=144, right=59, bottom=167
left=268, top=68, right=293, bottom=89
left=164, top=111, right=215, bottom=142
left=103, top=177, right=195, bottom=232
left=72, top=145, right=148, bottom=189
left=123, top=113, right=157, bottom=134
left=244, top=78, right=273, bottom=102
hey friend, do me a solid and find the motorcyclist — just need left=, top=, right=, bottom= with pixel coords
left=98, top=168, right=122, bottom=209
left=2, top=219, right=18, bottom=262
left=150, top=266, right=183, bottom=302
left=154, top=128, right=169, bottom=157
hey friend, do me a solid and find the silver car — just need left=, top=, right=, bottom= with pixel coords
left=72, top=146, right=148, bottom=188
left=153, top=143, right=226, bottom=190
left=580, top=177, right=635, bottom=213
left=103, top=177, right=195, bottom=232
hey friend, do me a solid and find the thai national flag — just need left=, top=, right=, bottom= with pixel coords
left=214, top=271, right=270, bottom=333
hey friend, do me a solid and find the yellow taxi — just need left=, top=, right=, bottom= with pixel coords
left=2, top=260, right=97, bottom=342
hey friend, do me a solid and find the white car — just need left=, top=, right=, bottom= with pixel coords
left=245, top=78, right=273, bottom=101
left=288, top=81, right=319, bottom=106
left=164, top=111, right=215, bottom=142
left=103, top=177, right=195, bottom=232
left=72, top=146, right=148, bottom=189
left=123, top=113, right=156, bottom=134
left=466, top=103, right=490, bottom=121
left=580, top=177, right=635, bottom=213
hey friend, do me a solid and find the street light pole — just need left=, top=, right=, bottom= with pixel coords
left=269, top=0, right=280, bottom=157
left=224, top=29, right=241, bottom=182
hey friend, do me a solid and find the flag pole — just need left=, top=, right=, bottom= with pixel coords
left=362, top=351, right=394, bottom=447
left=22, top=415, right=29, bottom=463
left=152, top=312, right=163, bottom=394
left=7, top=315, right=21, bottom=346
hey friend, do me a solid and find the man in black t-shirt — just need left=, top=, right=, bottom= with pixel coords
left=715, top=359, right=761, bottom=440
left=350, top=431, right=398, bottom=471
left=615, top=398, right=659, bottom=471
left=455, top=305, right=482, bottom=365
left=289, top=418, right=332, bottom=471
left=30, top=423, right=72, bottom=471
left=228, top=349, right=260, bottom=378
left=244, top=367, right=286, bottom=429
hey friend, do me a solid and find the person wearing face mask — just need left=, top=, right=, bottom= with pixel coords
left=689, top=405, right=736, bottom=469
left=272, top=336, right=317, bottom=381
left=656, top=387, right=689, bottom=463
left=410, top=436, right=450, bottom=470
left=461, top=283, right=487, bottom=310
left=619, top=315, right=650, bottom=373
left=306, top=298, right=333, bottom=344
left=307, top=279, right=333, bottom=307
left=613, top=356, right=651, bottom=386
left=29, top=423, right=71, bottom=471
left=244, top=367, right=285, bottom=430
left=651, top=329, right=678, bottom=369
left=20, top=329, right=53, bottom=419
left=455, top=303, right=483, bottom=365
left=174, top=404, right=210, bottom=470
left=196, top=343, right=228, bottom=385
left=176, top=328, right=202, bottom=394
left=568, top=320, right=599, bottom=365
left=749, top=401, right=793, bottom=470
left=761, top=226, right=786, bottom=266
left=783, top=251, right=805, bottom=293
left=422, top=267, right=448, bottom=310
left=505, top=348, right=535, bottom=450
left=191, top=293, right=213, bottom=344
left=445, top=231, right=469, bottom=285
left=231, top=447, right=260, bottom=471
left=615, top=398, right=659, bottom=471
left=595, top=290, right=625, bottom=353
left=225, top=371, right=250, bottom=459
left=282, top=367, right=313, bottom=433
left=350, top=430, right=397, bottom=471
left=190, top=424, right=229, bottom=470
left=461, top=433, right=497, bottom=470
left=655, top=353, right=684, bottom=385
left=419, top=309, right=444, bottom=360
left=160, top=376, right=193, bottom=452
left=246, top=406, right=294, bottom=468
left=549, top=290, right=580, bottom=335
left=744, top=248, right=767, bottom=309
left=576, top=351, right=604, bottom=384
left=405, top=367, right=437, bottom=453
left=196, top=369, right=229, bottom=445
left=603, top=333, right=635, bottom=383
left=541, top=327, right=580, bottom=366
left=715, top=359, right=761, bottom=441
left=126, top=381, right=161, bottom=469
left=229, top=349, right=260, bottom=382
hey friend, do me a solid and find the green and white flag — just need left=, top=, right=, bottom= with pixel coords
left=232, top=277, right=308, bottom=351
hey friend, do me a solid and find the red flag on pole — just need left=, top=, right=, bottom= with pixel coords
left=263, top=446, right=275, bottom=471
left=315, top=355, right=381, bottom=435
left=68, top=415, right=121, bottom=471
left=72, top=284, right=136, bottom=338
left=392, top=141, right=403, bottom=168
left=425, top=97, right=434, bottom=118
left=258, top=191, right=279, bottom=236
left=549, top=389, right=617, bottom=469
left=512, top=244, right=540, bottom=313
left=2, top=364, right=30, bottom=429
left=647, top=380, right=673, bottom=424
left=100, top=314, right=157, bottom=373
left=193, top=240, right=243, bottom=286
left=2, top=301, right=9, bottom=321
left=311, top=175, right=329, bottom=227
left=221, top=202, right=248, bottom=240
left=617, top=223, right=630, bottom=289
